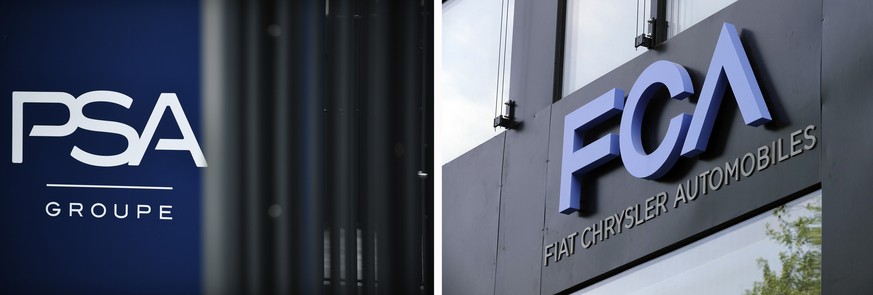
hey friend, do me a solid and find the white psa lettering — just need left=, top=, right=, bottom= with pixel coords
left=11, top=90, right=207, bottom=167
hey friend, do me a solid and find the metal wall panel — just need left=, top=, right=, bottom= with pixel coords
left=821, top=0, right=873, bottom=294
left=443, top=134, right=505, bottom=295
left=494, top=107, right=552, bottom=295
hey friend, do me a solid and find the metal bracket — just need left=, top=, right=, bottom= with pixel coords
left=635, top=0, right=668, bottom=49
left=494, top=100, right=520, bottom=129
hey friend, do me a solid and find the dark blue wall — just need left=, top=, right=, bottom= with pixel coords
left=0, top=1, right=201, bottom=294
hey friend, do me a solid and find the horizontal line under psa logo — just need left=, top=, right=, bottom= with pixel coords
left=46, top=183, right=173, bottom=190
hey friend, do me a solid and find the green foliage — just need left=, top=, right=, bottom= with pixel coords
left=745, top=201, right=821, bottom=295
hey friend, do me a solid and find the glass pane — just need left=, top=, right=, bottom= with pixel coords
left=666, top=0, right=738, bottom=38
left=573, top=190, right=822, bottom=295
left=442, top=0, right=514, bottom=163
left=562, top=0, right=646, bottom=97
left=561, top=0, right=738, bottom=97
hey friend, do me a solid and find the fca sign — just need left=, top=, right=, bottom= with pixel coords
left=560, top=23, right=771, bottom=214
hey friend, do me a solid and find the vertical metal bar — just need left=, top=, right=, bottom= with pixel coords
left=651, top=0, right=668, bottom=46
left=273, top=0, right=292, bottom=293
left=364, top=0, right=389, bottom=292
left=203, top=0, right=242, bottom=293
left=347, top=14, right=361, bottom=295
left=349, top=1, right=364, bottom=292
left=363, top=2, right=428, bottom=293
left=288, top=0, right=326, bottom=293
left=398, top=2, right=424, bottom=292
left=242, top=0, right=267, bottom=293
left=326, top=0, right=355, bottom=292
left=552, top=0, right=568, bottom=102
left=359, top=0, right=377, bottom=293
left=336, top=0, right=361, bottom=293
left=421, top=2, right=435, bottom=293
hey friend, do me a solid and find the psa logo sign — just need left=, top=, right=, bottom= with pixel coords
left=559, top=23, right=770, bottom=214
left=11, top=90, right=207, bottom=167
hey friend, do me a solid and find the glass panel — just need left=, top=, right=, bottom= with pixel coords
left=666, top=0, right=738, bottom=38
left=442, top=0, right=514, bottom=163
left=561, top=0, right=738, bottom=97
left=562, top=0, right=646, bottom=97
left=573, top=190, right=822, bottom=295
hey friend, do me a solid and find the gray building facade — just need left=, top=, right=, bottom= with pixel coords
left=444, top=0, right=873, bottom=294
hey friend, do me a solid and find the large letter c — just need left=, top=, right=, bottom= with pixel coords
left=620, top=60, right=693, bottom=179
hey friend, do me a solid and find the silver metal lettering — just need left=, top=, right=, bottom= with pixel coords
left=804, top=125, right=817, bottom=150
left=790, top=128, right=804, bottom=156
left=645, top=196, right=657, bottom=221
left=568, top=232, right=579, bottom=254
left=558, top=238, right=569, bottom=261
left=757, top=144, right=770, bottom=171
left=592, top=220, right=604, bottom=242
left=634, top=203, right=645, bottom=226
left=604, top=216, right=616, bottom=239
left=613, top=213, right=625, bottom=234
left=709, top=166, right=724, bottom=191
left=544, top=243, right=555, bottom=266
left=698, top=171, right=711, bottom=195
left=624, top=206, right=636, bottom=229
left=725, top=158, right=739, bottom=185
left=656, top=192, right=668, bottom=216
left=674, top=183, right=687, bottom=208
left=777, top=138, right=790, bottom=162
left=741, top=152, right=755, bottom=177
left=581, top=227, right=593, bottom=248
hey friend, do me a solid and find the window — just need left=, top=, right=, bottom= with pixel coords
left=572, top=190, right=822, bottom=295
left=442, top=0, right=514, bottom=163
left=561, top=0, right=646, bottom=97
left=560, top=0, right=738, bottom=97
left=665, top=0, right=738, bottom=38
